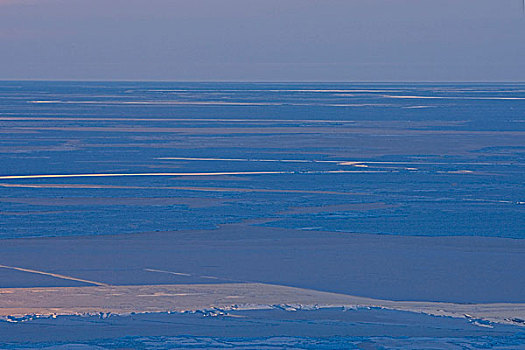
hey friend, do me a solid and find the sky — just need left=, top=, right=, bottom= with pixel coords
left=0, top=0, right=524, bottom=81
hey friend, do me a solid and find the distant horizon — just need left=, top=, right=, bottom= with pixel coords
left=1, top=0, right=523, bottom=82
left=2, top=79, right=525, bottom=84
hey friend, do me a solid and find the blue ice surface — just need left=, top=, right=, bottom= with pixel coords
left=3, top=335, right=525, bottom=349
left=0, top=308, right=524, bottom=349
left=0, top=81, right=523, bottom=239
left=0, top=82, right=524, bottom=348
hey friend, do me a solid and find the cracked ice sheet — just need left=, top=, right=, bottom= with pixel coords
left=1, top=308, right=524, bottom=348
left=0, top=224, right=524, bottom=303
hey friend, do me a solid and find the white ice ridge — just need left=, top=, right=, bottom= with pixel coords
left=27, top=100, right=388, bottom=107
left=0, top=171, right=288, bottom=180
left=157, top=157, right=521, bottom=166
left=384, top=95, right=525, bottom=100
left=0, top=117, right=360, bottom=123
left=0, top=283, right=524, bottom=327
left=0, top=170, right=385, bottom=181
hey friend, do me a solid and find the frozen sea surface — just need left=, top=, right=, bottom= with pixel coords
left=0, top=82, right=524, bottom=347
left=0, top=82, right=523, bottom=239
left=1, top=309, right=525, bottom=349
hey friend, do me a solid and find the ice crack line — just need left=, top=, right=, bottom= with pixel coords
left=0, top=264, right=109, bottom=287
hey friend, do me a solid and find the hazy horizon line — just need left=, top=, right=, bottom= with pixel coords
left=1, top=79, right=525, bottom=84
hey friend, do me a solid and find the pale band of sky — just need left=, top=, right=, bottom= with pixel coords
left=0, top=0, right=524, bottom=81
